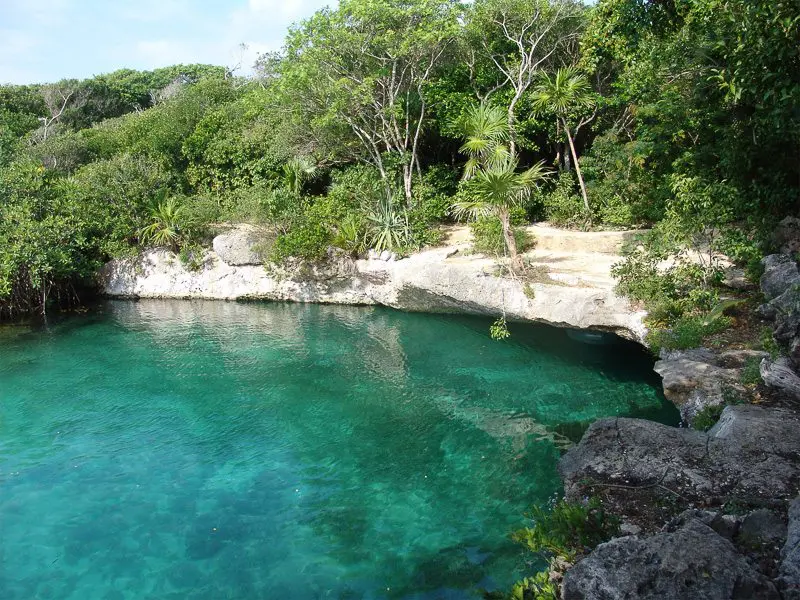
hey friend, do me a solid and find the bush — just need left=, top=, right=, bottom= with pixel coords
left=495, top=498, right=620, bottom=600
left=540, top=172, right=589, bottom=228
left=470, top=208, right=532, bottom=256
left=270, top=194, right=350, bottom=263
left=646, top=313, right=733, bottom=355
left=692, top=404, right=725, bottom=431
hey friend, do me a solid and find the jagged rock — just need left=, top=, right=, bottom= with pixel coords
left=211, top=224, right=268, bottom=266
left=761, top=254, right=800, bottom=302
left=99, top=246, right=648, bottom=341
left=775, top=217, right=800, bottom=256
left=739, top=509, right=787, bottom=546
left=761, top=357, right=800, bottom=400
left=559, top=405, right=800, bottom=508
left=779, top=496, right=800, bottom=599
left=654, top=349, right=766, bottom=424
left=562, top=518, right=779, bottom=600
left=722, top=266, right=752, bottom=290
left=668, top=509, right=740, bottom=540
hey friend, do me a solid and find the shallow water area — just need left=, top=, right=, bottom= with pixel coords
left=0, top=300, right=677, bottom=599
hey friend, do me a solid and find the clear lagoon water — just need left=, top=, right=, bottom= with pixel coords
left=0, top=300, right=677, bottom=599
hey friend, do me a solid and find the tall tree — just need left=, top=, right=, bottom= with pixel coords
left=531, top=67, right=596, bottom=215
left=279, top=0, right=460, bottom=203
left=466, top=0, right=585, bottom=155
left=453, top=104, right=549, bottom=271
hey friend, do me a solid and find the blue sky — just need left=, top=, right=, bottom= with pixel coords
left=0, top=0, right=333, bottom=84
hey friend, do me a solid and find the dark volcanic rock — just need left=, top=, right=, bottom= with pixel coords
left=562, top=518, right=779, bottom=600
left=779, top=497, right=800, bottom=599
left=559, top=405, right=800, bottom=510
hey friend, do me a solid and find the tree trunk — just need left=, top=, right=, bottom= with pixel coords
left=500, top=208, right=524, bottom=273
left=402, top=163, right=413, bottom=205
left=564, top=122, right=590, bottom=217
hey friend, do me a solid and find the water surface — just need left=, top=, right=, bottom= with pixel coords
left=0, top=300, right=676, bottom=599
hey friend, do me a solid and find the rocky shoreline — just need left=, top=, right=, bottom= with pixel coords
left=99, top=225, right=800, bottom=598
left=99, top=224, right=647, bottom=341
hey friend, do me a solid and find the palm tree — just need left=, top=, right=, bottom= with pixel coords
left=283, top=156, right=318, bottom=196
left=453, top=158, right=549, bottom=272
left=531, top=67, right=596, bottom=216
left=454, top=104, right=549, bottom=272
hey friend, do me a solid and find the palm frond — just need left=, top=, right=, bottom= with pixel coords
left=450, top=199, right=496, bottom=221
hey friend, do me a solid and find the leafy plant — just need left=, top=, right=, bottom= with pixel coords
left=646, top=313, right=733, bottom=355
left=453, top=103, right=550, bottom=272
left=490, top=316, right=511, bottom=341
left=333, top=214, right=366, bottom=257
left=512, top=498, right=620, bottom=562
left=365, top=197, right=410, bottom=252
left=139, top=194, right=185, bottom=250
left=470, top=213, right=532, bottom=256
left=692, top=404, right=725, bottom=431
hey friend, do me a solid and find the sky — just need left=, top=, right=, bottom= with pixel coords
left=0, top=0, right=334, bottom=85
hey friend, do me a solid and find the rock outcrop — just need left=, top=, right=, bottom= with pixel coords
left=654, top=348, right=767, bottom=424
left=211, top=224, right=268, bottom=266
left=99, top=232, right=647, bottom=341
left=559, top=405, right=800, bottom=511
left=759, top=252, right=800, bottom=400
left=562, top=517, right=779, bottom=600
left=780, top=497, right=800, bottom=599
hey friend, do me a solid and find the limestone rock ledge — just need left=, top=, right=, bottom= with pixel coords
left=98, top=246, right=647, bottom=341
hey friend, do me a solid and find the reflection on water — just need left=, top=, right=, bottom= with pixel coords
left=0, top=300, right=677, bottom=599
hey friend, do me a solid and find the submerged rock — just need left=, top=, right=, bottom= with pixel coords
left=562, top=518, right=779, bottom=600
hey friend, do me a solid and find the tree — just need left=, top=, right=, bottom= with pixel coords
left=466, top=0, right=585, bottom=155
left=531, top=67, right=596, bottom=215
left=280, top=0, right=460, bottom=203
left=453, top=104, right=549, bottom=271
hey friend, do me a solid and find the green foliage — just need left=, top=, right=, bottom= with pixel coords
left=740, top=356, right=762, bottom=387
left=512, top=498, right=620, bottom=562
left=692, top=404, right=725, bottom=432
left=139, top=195, right=185, bottom=250
left=270, top=195, right=351, bottom=263
left=365, top=198, right=410, bottom=253
left=333, top=214, right=367, bottom=257
left=539, top=171, right=588, bottom=228
left=0, top=161, right=101, bottom=317
left=580, top=131, right=664, bottom=227
left=760, top=327, right=781, bottom=360
left=646, top=313, right=733, bottom=355
left=495, top=498, right=619, bottom=600
left=489, top=316, right=510, bottom=341
left=470, top=211, right=532, bottom=256
left=178, top=242, right=205, bottom=272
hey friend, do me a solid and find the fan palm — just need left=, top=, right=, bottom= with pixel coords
left=283, top=156, right=318, bottom=196
left=453, top=158, right=549, bottom=272
left=139, top=195, right=184, bottom=250
left=454, top=103, right=550, bottom=272
left=458, top=103, right=511, bottom=180
left=531, top=67, right=595, bottom=216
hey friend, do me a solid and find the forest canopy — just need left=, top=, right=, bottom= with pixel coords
left=1, top=0, right=798, bottom=319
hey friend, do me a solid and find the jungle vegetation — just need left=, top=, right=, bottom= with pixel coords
left=1, top=0, right=798, bottom=333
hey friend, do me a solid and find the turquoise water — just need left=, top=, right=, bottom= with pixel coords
left=0, top=300, right=676, bottom=599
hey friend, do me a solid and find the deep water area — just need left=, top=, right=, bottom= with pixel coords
left=0, top=300, right=677, bottom=599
